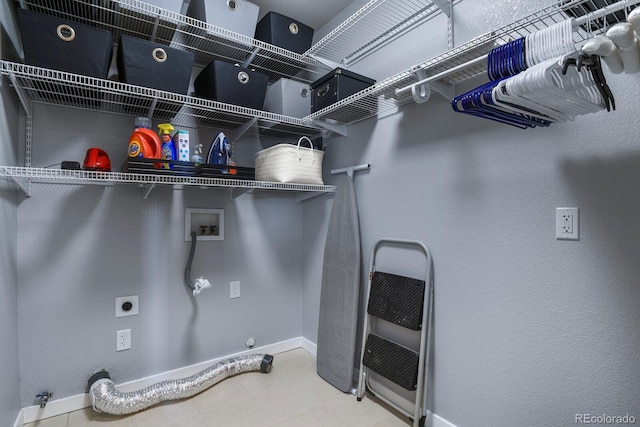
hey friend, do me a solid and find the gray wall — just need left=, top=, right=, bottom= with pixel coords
left=16, top=105, right=305, bottom=406
left=0, top=0, right=22, bottom=424
left=304, top=1, right=640, bottom=426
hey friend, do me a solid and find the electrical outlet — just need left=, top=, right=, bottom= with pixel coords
left=115, top=295, right=138, bottom=318
left=230, top=281, right=240, bottom=299
left=116, top=329, right=131, bottom=352
left=556, top=207, right=579, bottom=240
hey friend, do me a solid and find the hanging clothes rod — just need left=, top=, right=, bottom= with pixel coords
left=331, top=164, right=371, bottom=177
left=395, top=0, right=640, bottom=98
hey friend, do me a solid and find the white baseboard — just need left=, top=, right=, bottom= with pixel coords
left=22, top=337, right=305, bottom=424
left=12, top=409, right=23, bottom=427
left=428, top=411, right=458, bottom=427
left=299, top=337, right=317, bottom=356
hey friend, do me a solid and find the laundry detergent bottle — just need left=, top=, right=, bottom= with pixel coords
left=128, top=118, right=161, bottom=159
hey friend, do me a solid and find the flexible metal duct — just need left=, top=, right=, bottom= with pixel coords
left=87, top=354, right=273, bottom=415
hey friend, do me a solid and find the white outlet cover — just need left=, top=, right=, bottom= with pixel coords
left=556, top=207, right=579, bottom=240
left=230, top=281, right=240, bottom=299
left=115, top=295, right=139, bottom=318
left=116, top=329, right=131, bottom=352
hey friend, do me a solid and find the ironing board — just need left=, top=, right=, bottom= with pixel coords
left=316, top=174, right=361, bottom=392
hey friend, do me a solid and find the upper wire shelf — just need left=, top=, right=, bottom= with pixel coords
left=1, top=61, right=323, bottom=139
left=0, top=166, right=337, bottom=197
left=17, top=0, right=328, bottom=84
left=306, top=0, right=446, bottom=67
left=305, top=0, right=639, bottom=126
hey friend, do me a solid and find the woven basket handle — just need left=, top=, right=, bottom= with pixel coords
left=297, top=136, right=315, bottom=163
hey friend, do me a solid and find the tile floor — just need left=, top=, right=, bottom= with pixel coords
left=24, top=348, right=412, bottom=427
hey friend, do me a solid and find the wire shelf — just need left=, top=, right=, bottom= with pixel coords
left=1, top=61, right=323, bottom=139
left=0, top=166, right=337, bottom=193
left=19, top=0, right=328, bottom=83
left=305, top=0, right=639, bottom=126
left=305, top=32, right=496, bottom=125
left=306, top=0, right=444, bottom=67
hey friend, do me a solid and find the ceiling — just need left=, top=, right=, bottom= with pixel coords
left=250, top=0, right=354, bottom=30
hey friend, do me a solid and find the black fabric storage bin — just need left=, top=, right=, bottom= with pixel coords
left=18, top=8, right=113, bottom=79
left=194, top=61, right=269, bottom=109
left=117, top=34, right=194, bottom=94
left=310, top=68, right=375, bottom=113
left=254, top=12, right=314, bottom=54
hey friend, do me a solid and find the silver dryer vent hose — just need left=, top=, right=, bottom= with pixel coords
left=87, top=353, right=273, bottom=415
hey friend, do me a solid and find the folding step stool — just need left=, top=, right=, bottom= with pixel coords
left=356, top=238, right=434, bottom=427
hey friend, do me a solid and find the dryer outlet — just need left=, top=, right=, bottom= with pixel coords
left=115, top=295, right=139, bottom=318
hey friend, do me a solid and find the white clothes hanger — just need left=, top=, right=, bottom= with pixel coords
left=502, top=56, right=604, bottom=120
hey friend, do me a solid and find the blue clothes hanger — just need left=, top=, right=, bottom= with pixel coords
left=454, top=37, right=552, bottom=128
left=452, top=79, right=551, bottom=129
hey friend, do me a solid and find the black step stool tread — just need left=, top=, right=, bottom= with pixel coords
left=367, top=271, right=425, bottom=330
left=362, top=333, right=419, bottom=391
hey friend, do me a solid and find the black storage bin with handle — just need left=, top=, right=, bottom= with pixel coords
left=254, top=11, right=314, bottom=54
left=310, top=68, right=375, bottom=113
left=117, top=34, right=194, bottom=94
left=17, top=8, right=113, bottom=79
left=194, top=60, right=269, bottom=110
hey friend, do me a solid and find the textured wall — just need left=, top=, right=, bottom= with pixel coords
left=304, top=1, right=640, bottom=426
left=16, top=104, right=305, bottom=407
left=0, top=0, right=22, bottom=424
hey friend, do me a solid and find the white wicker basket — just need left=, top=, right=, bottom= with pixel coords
left=255, top=136, right=324, bottom=185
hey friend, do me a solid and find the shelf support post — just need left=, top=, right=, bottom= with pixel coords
left=25, top=114, right=33, bottom=168
left=447, top=0, right=454, bottom=49
left=150, top=13, right=160, bottom=43
left=147, top=98, right=159, bottom=119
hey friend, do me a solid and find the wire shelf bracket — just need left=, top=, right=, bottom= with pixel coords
left=9, top=176, right=31, bottom=197
left=408, top=68, right=453, bottom=104
left=230, top=187, right=252, bottom=201
left=307, top=54, right=344, bottom=71
left=432, top=0, right=452, bottom=17
left=296, top=191, right=326, bottom=202
left=231, top=117, right=259, bottom=142
left=142, top=183, right=156, bottom=199
left=313, top=120, right=349, bottom=137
